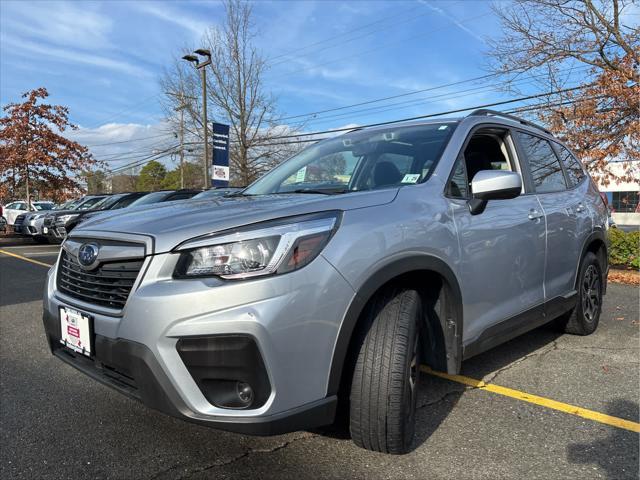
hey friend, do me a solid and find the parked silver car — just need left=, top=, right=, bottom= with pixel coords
left=14, top=199, right=77, bottom=243
left=43, top=111, right=608, bottom=454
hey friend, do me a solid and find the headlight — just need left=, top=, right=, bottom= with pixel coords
left=57, top=214, right=79, bottom=224
left=174, top=212, right=340, bottom=279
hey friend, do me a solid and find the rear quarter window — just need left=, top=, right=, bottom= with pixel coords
left=554, top=143, right=586, bottom=187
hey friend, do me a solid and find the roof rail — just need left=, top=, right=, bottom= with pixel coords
left=468, top=109, right=552, bottom=135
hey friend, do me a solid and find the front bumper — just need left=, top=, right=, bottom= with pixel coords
left=16, top=219, right=43, bottom=237
left=43, top=310, right=336, bottom=435
left=43, top=249, right=354, bottom=434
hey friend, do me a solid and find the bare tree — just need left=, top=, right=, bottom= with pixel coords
left=160, top=0, right=302, bottom=187
left=489, top=0, right=638, bottom=84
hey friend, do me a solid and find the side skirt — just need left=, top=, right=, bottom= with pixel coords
left=462, top=292, right=577, bottom=360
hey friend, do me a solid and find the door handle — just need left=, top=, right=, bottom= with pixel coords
left=528, top=209, right=543, bottom=221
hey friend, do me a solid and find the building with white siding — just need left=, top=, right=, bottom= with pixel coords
left=596, top=161, right=639, bottom=227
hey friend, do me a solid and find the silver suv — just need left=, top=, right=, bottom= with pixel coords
left=43, top=110, right=608, bottom=454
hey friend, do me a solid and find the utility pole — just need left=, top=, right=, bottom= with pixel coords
left=183, top=49, right=212, bottom=189
left=25, top=165, right=30, bottom=208
left=179, top=107, right=185, bottom=189
left=167, top=91, right=196, bottom=189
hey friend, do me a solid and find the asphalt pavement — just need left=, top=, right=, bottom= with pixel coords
left=1, top=239, right=638, bottom=479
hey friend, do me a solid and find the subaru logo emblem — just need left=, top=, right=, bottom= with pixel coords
left=78, top=243, right=99, bottom=268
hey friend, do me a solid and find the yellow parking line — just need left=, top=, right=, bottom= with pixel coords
left=0, top=249, right=53, bottom=268
left=421, top=366, right=640, bottom=433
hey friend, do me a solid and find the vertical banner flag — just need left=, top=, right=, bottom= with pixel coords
left=212, top=122, right=230, bottom=187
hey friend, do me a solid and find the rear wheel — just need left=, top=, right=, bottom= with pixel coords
left=349, top=287, right=422, bottom=454
left=556, top=252, right=602, bottom=335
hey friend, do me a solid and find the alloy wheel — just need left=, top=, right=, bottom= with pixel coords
left=582, top=264, right=601, bottom=322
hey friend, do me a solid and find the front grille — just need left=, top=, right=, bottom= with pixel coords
left=14, top=214, right=26, bottom=225
left=57, top=250, right=143, bottom=310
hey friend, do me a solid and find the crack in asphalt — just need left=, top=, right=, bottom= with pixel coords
left=417, top=389, right=463, bottom=409
left=152, top=433, right=316, bottom=480
left=483, top=339, right=560, bottom=385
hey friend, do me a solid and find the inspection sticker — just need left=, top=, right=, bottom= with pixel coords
left=401, top=174, right=421, bottom=183
left=295, top=167, right=307, bottom=183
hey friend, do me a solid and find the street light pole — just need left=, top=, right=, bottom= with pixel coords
left=200, top=66, right=209, bottom=189
left=183, top=49, right=212, bottom=189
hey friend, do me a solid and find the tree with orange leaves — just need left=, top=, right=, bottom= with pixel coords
left=542, top=54, right=639, bottom=186
left=0, top=88, right=100, bottom=203
left=488, top=0, right=639, bottom=184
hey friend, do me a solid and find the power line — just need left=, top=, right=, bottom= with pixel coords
left=94, top=86, right=593, bottom=177
left=291, top=68, right=592, bottom=127
left=253, top=93, right=601, bottom=148
left=278, top=65, right=592, bottom=124
left=100, top=144, right=180, bottom=176
left=82, top=131, right=173, bottom=148
left=250, top=85, right=591, bottom=143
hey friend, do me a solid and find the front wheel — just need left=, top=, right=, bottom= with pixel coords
left=556, top=252, right=603, bottom=335
left=349, top=287, right=422, bottom=454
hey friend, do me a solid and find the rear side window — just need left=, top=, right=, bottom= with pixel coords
left=555, top=143, right=586, bottom=187
left=517, top=132, right=567, bottom=193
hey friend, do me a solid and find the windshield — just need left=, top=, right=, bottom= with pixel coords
left=55, top=200, right=77, bottom=210
left=33, top=203, right=54, bottom=210
left=76, top=196, right=106, bottom=210
left=192, top=188, right=239, bottom=199
left=128, top=191, right=170, bottom=207
left=244, top=123, right=456, bottom=196
left=91, top=195, right=124, bottom=210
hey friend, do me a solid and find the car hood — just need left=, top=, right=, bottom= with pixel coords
left=73, top=189, right=399, bottom=253
left=45, top=209, right=82, bottom=217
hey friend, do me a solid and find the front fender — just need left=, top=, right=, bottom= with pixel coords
left=326, top=253, right=463, bottom=396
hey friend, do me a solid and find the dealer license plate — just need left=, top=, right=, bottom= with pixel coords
left=59, top=307, right=93, bottom=357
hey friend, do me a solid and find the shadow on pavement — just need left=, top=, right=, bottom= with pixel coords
left=461, top=322, right=563, bottom=379
left=567, top=399, right=639, bottom=480
left=314, top=320, right=564, bottom=452
left=0, top=234, right=38, bottom=246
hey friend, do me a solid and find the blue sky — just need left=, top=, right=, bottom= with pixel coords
left=2, top=0, right=630, bottom=169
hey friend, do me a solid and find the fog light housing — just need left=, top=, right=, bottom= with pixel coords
left=176, top=335, right=270, bottom=410
left=236, top=382, right=254, bottom=405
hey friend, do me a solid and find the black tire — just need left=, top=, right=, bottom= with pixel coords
left=349, top=287, right=422, bottom=454
left=556, top=252, right=603, bottom=335
left=34, top=236, right=49, bottom=244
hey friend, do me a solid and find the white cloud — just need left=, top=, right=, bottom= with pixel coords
left=1, top=1, right=113, bottom=50
left=1, top=34, right=151, bottom=78
left=133, top=2, right=210, bottom=38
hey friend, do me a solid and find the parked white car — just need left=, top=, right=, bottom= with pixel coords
left=2, top=201, right=55, bottom=226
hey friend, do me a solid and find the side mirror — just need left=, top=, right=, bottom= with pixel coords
left=468, top=170, right=522, bottom=215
